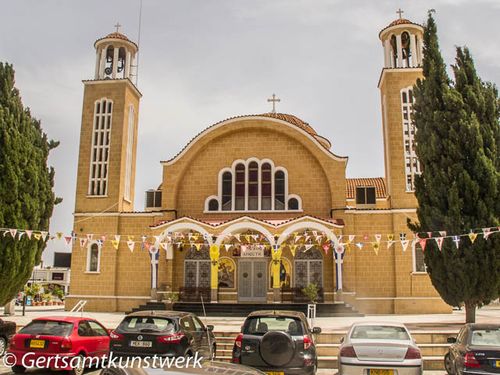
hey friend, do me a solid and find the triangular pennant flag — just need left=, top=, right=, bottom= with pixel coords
left=2, top=230, right=8, bottom=237
left=348, top=235, right=355, bottom=243
left=294, top=235, right=302, bottom=243
left=435, top=237, right=444, bottom=251
left=40, top=231, right=48, bottom=241
left=24, top=230, right=33, bottom=239
left=427, top=232, right=433, bottom=238
left=194, top=243, right=202, bottom=251
left=18, top=232, right=25, bottom=240
left=375, top=234, right=382, bottom=243
left=153, top=235, right=161, bottom=244
left=401, top=240, right=410, bottom=252
left=101, top=235, right=106, bottom=242
left=111, top=240, right=120, bottom=250
left=33, top=233, right=42, bottom=240
left=322, top=243, right=330, bottom=255
left=160, top=242, right=169, bottom=251
left=79, top=238, right=88, bottom=248
left=355, top=242, right=364, bottom=249
left=304, top=244, right=314, bottom=251
left=9, top=229, right=17, bottom=239
left=234, top=234, right=241, bottom=242
left=400, top=233, right=407, bottom=241
left=127, top=240, right=135, bottom=252
left=96, top=239, right=103, bottom=247
left=372, top=242, right=380, bottom=255
left=452, top=236, right=460, bottom=249
left=468, top=233, right=478, bottom=244
left=418, top=238, right=427, bottom=251
left=86, top=234, right=94, bottom=241
left=224, top=244, right=232, bottom=252
left=64, top=236, right=73, bottom=245
left=439, top=231, right=447, bottom=237
left=363, top=234, right=369, bottom=241
left=290, top=245, right=297, bottom=257
left=56, top=232, right=63, bottom=240
left=127, top=235, right=134, bottom=242
left=482, top=227, right=492, bottom=240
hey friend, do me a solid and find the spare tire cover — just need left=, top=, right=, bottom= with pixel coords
left=260, top=331, right=295, bottom=367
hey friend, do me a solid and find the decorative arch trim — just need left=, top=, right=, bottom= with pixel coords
left=215, top=221, right=275, bottom=246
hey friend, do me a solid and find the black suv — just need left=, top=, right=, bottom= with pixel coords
left=232, top=310, right=321, bottom=375
left=110, top=311, right=216, bottom=359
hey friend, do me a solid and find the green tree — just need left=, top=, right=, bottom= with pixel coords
left=411, top=12, right=500, bottom=323
left=0, top=62, right=59, bottom=306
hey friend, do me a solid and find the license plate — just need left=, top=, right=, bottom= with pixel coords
left=130, top=340, right=152, bottom=347
left=265, top=372, right=284, bottom=375
left=495, top=360, right=500, bottom=368
left=369, top=370, right=394, bottom=375
left=29, top=339, right=45, bottom=349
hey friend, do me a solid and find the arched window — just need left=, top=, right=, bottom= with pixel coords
left=87, top=243, right=100, bottom=272
left=413, top=243, right=426, bottom=273
left=208, top=199, right=219, bottom=211
left=261, top=163, right=272, bottom=210
left=390, top=35, right=398, bottom=68
left=222, top=172, right=232, bottom=211
left=288, top=197, right=299, bottom=210
left=235, top=164, right=245, bottom=210
left=248, top=161, right=259, bottom=210
left=401, top=32, right=411, bottom=68
left=275, top=171, right=285, bottom=210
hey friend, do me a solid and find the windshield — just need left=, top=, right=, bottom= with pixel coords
left=351, top=325, right=410, bottom=341
left=471, top=328, right=500, bottom=346
left=118, top=317, right=176, bottom=333
left=243, top=316, right=304, bottom=336
left=20, top=320, right=73, bottom=337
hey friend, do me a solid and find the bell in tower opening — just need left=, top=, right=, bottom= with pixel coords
left=94, top=24, right=138, bottom=81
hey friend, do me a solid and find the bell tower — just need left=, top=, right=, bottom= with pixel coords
left=75, top=26, right=141, bottom=213
left=378, top=11, right=424, bottom=208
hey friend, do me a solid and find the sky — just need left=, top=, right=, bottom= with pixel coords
left=1, top=0, right=499, bottom=265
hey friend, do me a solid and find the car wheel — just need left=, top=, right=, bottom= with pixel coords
left=69, top=355, right=85, bottom=375
left=444, top=353, right=455, bottom=375
left=12, top=366, right=26, bottom=374
left=0, top=337, right=6, bottom=356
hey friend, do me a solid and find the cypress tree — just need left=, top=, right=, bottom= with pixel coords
left=0, top=62, right=60, bottom=306
left=411, top=12, right=500, bottom=322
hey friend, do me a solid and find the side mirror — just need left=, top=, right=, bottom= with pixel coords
left=206, top=325, right=214, bottom=332
left=312, top=327, right=321, bottom=334
left=447, top=337, right=457, bottom=344
left=340, top=337, right=345, bottom=344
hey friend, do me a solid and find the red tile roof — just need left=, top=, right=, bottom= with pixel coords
left=379, top=18, right=422, bottom=37
left=258, top=113, right=317, bottom=135
left=94, top=32, right=138, bottom=48
left=346, top=178, right=387, bottom=199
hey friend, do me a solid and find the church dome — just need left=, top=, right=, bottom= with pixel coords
left=379, top=17, right=422, bottom=39
left=94, top=31, right=138, bottom=49
left=258, top=112, right=317, bottom=136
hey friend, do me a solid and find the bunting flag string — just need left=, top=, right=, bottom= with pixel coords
left=0, top=226, right=498, bottom=257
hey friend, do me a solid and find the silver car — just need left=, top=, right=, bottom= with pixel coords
left=338, top=322, right=423, bottom=375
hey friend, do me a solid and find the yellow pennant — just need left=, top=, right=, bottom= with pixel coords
left=56, top=232, right=63, bottom=240
left=194, top=243, right=202, bottom=251
left=111, top=240, right=120, bottom=250
left=468, top=233, right=478, bottom=244
left=33, top=233, right=42, bottom=240
left=372, top=242, right=380, bottom=255
left=128, top=235, right=134, bottom=242
left=290, top=245, right=297, bottom=257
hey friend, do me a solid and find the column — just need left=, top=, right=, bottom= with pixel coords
left=384, top=39, right=391, bottom=68
left=209, top=244, right=220, bottom=303
left=396, top=34, right=403, bottom=68
left=410, top=34, right=417, bottom=68
left=94, top=49, right=100, bottom=79
left=271, top=245, right=283, bottom=303
left=417, top=35, right=424, bottom=66
left=124, top=51, right=132, bottom=79
left=99, top=47, right=107, bottom=79
left=334, top=243, right=345, bottom=301
left=112, top=46, right=119, bottom=79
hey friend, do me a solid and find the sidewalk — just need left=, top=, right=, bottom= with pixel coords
left=2, top=304, right=499, bottom=332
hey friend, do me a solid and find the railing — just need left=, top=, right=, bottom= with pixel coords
left=178, top=287, right=211, bottom=303
left=70, top=300, right=87, bottom=313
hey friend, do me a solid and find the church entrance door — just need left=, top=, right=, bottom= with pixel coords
left=238, top=259, right=267, bottom=302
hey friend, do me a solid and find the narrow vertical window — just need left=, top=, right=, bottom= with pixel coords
left=222, top=172, right=232, bottom=211
left=261, top=163, right=272, bottom=210
left=235, top=164, right=245, bottom=210
left=89, top=98, right=113, bottom=196
left=248, top=161, right=258, bottom=210
left=87, top=243, right=100, bottom=272
left=124, top=105, right=134, bottom=201
left=274, top=171, right=285, bottom=210
left=401, top=88, right=421, bottom=191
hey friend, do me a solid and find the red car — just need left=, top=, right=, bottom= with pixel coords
left=7, top=316, right=110, bottom=375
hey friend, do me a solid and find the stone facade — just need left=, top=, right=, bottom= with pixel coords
left=66, top=19, right=452, bottom=315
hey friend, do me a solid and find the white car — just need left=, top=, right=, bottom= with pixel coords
left=338, top=322, right=423, bottom=375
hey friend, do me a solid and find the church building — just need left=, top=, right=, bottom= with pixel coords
left=67, top=15, right=451, bottom=314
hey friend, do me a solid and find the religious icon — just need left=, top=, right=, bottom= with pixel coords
left=218, top=258, right=235, bottom=289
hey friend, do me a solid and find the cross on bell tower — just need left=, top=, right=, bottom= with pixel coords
left=267, top=93, right=281, bottom=113
left=396, top=8, right=404, bottom=19
left=114, top=22, right=122, bottom=33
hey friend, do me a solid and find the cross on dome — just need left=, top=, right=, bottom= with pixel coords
left=114, top=22, right=122, bottom=33
left=396, top=8, right=404, bottom=19
left=267, top=93, right=281, bottom=113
